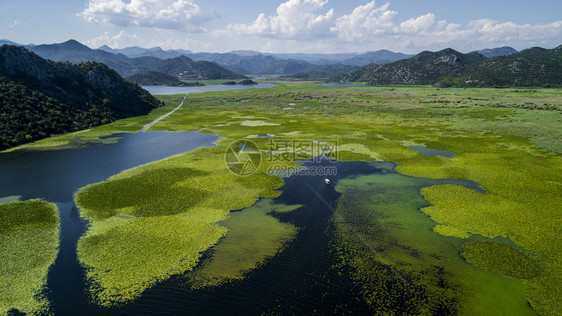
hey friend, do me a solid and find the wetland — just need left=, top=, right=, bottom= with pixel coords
left=1, top=83, right=560, bottom=315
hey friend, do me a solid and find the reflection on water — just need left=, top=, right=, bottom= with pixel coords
left=0, top=131, right=217, bottom=202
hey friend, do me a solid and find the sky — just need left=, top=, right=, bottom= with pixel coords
left=1, top=0, right=561, bottom=54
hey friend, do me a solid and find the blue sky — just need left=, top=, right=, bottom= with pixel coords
left=1, top=0, right=561, bottom=53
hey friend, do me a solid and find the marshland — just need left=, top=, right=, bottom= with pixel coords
left=1, top=83, right=560, bottom=314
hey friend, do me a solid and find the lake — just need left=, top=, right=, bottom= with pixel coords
left=141, top=84, right=275, bottom=95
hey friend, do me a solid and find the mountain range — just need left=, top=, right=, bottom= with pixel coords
left=0, top=40, right=421, bottom=76
left=25, top=40, right=245, bottom=80
left=0, top=45, right=161, bottom=150
left=1, top=39, right=557, bottom=88
left=0, top=39, right=527, bottom=80
left=338, top=46, right=562, bottom=87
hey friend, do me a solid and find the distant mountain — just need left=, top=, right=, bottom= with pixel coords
left=26, top=40, right=244, bottom=79
left=94, top=45, right=412, bottom=72
left=340, top=48, right=486, bottom=84
left=0, top=45, right=162, bottom=150
left=98, top=45, right=193, bottom=59
left=0, top=40, right=21, bottom=46
left=227, top=50, right=262, bottom=57
left=29, top=40, right=153, bottom=76
left=289, top=64, right=359, bottom=79
left=155, top=55, right=246, bottom=80
left=186, top=53, right=313, bottom=75
left=342, top=50, right=414, bottom=66
left=263, top=52, right=357, bottom=64
left=472, top=46, right=518, bottom=58
left=338, top=46, right=562, bottom=87
left=259, top=59, right=315, bottom=75
left=29, top=41, right=410, bottom=74
left=469, top=45, right=562, bottom=87
left=126, top=71, right=188, bottom=86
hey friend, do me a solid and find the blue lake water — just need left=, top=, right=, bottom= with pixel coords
left=141, top=84, right=275, bottom=95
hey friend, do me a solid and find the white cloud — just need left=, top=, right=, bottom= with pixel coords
left=399, top=13, right=435, bottom=33
left=80, top=0, right=211, bottom=31
left=8, top=20, right=19, bottom=28
left=84, top=31, right=141, bottom=48
left=332, top=2, right=396, bottom=41
left=79, top=1, right=562, bottom=53
left=228, top=0, right=335, bottom=38
left=223, top=0, right=562, bottom=53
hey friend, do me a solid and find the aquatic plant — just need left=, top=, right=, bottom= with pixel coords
left=0, top=200, right=59, bottom=315
left=77, top=211, right=227, bottom=306
left=189, top=199, right=301, bottom=287
left=333, top=173, right=535, bottom=315
left=462, top=242, right=542, bottom=279
left=74, top=137, right=292, bottom=305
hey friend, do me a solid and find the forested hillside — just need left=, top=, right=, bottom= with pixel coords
left=0, top=45, right=162, bottom=150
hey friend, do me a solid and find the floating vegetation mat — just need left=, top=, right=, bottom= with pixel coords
left=333, top=172, right=536, bottom=315
left=0, top=200, right=59, bottom=315
left=74, top=140, right=296, bottom=306
left=188, top=199, right=301, bottom=287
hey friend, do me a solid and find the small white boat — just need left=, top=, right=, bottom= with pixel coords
left=324, top=178, right=331, bottom=185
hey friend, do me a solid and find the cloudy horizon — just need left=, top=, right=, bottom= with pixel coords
left=2, top=0, right=561, bottom=54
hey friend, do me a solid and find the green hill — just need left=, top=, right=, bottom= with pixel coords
left=340, top=49, right=486, bottom=85
left=155, top=56, right=246, bottom=80
left=468, top=46, right=562, bottom=87
left=338, top=46, right=562, bottom=87
left=0, top=45, right=162, bottom=150
left=127, top=71, right=187, bottom=86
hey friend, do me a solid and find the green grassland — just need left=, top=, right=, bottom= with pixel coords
left=5, top=83, right=560, bottom=313
left=0, top=200, right=59, bottom=315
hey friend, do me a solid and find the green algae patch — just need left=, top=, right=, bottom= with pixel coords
left=433, top=224, right=470, bottom=239
left=333, top=171, right=535, bottom=315
left=76, top=167, right=211, bottom=220
left=77, top=211, right=227, bottom=307
left=190, top=199, right=301, bottom=287
left=462, top=242, right=542, bottom=279
left=337, top=143, right=381, bottom=161
left=420, top=184, right=515, bottom=238
left=0, top=200, right=59, bottom=315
